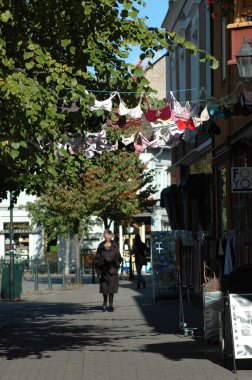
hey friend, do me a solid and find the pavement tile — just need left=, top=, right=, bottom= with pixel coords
left=0, top=277, right=251, bottom=379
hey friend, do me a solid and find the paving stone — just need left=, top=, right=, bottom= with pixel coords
left=0, top=278, right=251, bottom=379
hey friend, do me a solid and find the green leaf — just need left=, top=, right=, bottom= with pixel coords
left=184, top=40, right=198, bottom=52
left=61, top=39, right=71, bottom=48
left=84, top=6, right=92, bottom=16
left=25, top=61, right=35, bottom=70
left=47, top=166, right=57, bottom=176
left=10, top=149, right=19, bottom=160
left=27, top=43, right=37, bottom=51
left=46, top=76, right=52, bottom=83
left=11, top=142, right=20, bottom=150
left=70, top=46, right=76, bottom=54
left=36, top=156, right=43, bottom=166
left=71, top=78, right=77, bottom=87
left=35, top=55, right=45, bottom=64
left=0, top=38, right=6, bottom=48
left=23, top=51, right=34, bottom=60
left=210, top=59, right=219, bottom=70
left=58, top=147, right=69, bottom=157
left=1, top=10, right=12, bottom=23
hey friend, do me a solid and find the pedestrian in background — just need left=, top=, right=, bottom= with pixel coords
left=132, top=234, right=147, bottom=289
left=94, top=230, right=122, bottom=312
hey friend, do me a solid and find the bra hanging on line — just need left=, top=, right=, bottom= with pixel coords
left=118, top=93, right=143, bottom=119
left=144, top=96, right=171, bottom=122
left=90, top=92, right=117, bottom=112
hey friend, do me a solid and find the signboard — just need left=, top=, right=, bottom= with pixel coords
left=151, top=231, right=178, bottom=302
left=231, top=167, right=252, bottom=193
left=230, top=293, right=252, bottom=359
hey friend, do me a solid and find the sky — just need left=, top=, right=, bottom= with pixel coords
left=126, top=0, right=168, bottom=65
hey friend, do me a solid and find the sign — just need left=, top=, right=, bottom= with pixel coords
left=230, top=293, right=252, bottom=359
left=231, top=167, right=252, bottom=193
left=151, top=231, right=178, bottom=302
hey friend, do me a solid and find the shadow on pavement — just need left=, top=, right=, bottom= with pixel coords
left=119, top=280, right=224, bottom=368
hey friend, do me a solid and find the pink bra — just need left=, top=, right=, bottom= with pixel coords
left=170, top=91, right=191, bottom=121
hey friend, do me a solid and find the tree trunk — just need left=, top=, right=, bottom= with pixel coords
left=103, top=217, right=109, bottom=230
left=103, top=217, right=114, bottom=230
left=65, top=237, right=70, bottom=278
left=73, top=220, right=80, bottom=284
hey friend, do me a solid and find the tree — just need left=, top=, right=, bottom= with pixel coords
left=26, top=184, right=93, bottom=281
left=27, top=150, right=156, bottom=279
left=83, top=151, right=157, bottom=229
left=0, top=0, right=218, bottom=201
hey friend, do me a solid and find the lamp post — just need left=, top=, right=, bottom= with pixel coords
left=9, top=191, right=14, bottom=301
left=236, top=40, right=252, bottom=79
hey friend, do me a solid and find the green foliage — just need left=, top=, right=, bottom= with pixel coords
left=83, top=151, right=157, bottom=227
left=26, top=151, right=156, bottom=235
left=0, top=0, right=218, bottom=201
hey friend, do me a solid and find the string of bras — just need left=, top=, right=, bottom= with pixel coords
left=55, top=86, right=252, bottom=158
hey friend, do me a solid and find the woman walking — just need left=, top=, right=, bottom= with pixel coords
left=132, top=234, right=147, bottom=289
left=95, top=230, right=122, bottom=312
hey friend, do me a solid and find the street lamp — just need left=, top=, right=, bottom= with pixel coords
left=236, top=40, right=252, bottom=79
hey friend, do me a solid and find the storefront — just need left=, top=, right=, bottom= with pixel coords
left=213, top=121, right=252, bottom=272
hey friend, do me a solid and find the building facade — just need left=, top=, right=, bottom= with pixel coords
left=0, top=192, right=44, bottom=260
left=161, top=0, right=252, bottom=288
left=144, top=54, right=168, bottom=100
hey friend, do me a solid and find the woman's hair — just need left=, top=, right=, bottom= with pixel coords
left=134, top=234, right=142, bottom=244
left=104, top=229, right=113, bottom=236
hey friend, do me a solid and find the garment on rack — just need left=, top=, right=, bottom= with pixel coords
left=218, top=240, right=225, bottom=256
left=224, top=238, right=233, bottom=275
left=90, top=92, right=117, bottom=112
left=144, top=98, right=171, bottom=122
left=118, top=94, right=143, bottom=119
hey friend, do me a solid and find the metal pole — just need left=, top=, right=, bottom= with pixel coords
left=34, top=258, right=39, bottom=292
left=47, top=261, right=52, bottom=290
left=9, top=191, right=14, bottom=301
left=91, top=256, right=95, bottom=284
left=62, top=261, right=66, bottom=288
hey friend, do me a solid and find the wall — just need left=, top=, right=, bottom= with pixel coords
left=145, top=55, right=167, bottom=100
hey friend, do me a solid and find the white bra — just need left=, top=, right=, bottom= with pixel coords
left=90, top=92, right=117, bottom=112
left=118, top=94, right=143, bottom=119
left=192, top=106, right=210, bottom=128
left=121, top=134, right=136, bottom=146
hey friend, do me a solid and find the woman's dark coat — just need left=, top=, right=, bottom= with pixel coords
left=94, top=241, right=122, bottom=294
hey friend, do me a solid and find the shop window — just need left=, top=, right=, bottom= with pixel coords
left=4, top=222, right=30, bottom=258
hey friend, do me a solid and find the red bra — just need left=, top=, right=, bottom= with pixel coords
left=177, top=119, right=196, bottom=131
left=145, top=98, right=171, bottom=122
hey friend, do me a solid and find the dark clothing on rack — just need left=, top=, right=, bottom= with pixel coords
left=160, top=185, right=185, bottom=230
left=94, top=241, right=122, bottom=295
left=187, top=174, right=212, bottom=232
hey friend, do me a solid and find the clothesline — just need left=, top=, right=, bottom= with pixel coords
left=64, top=80, right=246, bottom=96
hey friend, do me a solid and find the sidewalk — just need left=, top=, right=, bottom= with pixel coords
left=0, top=278, right=251, bottom=380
